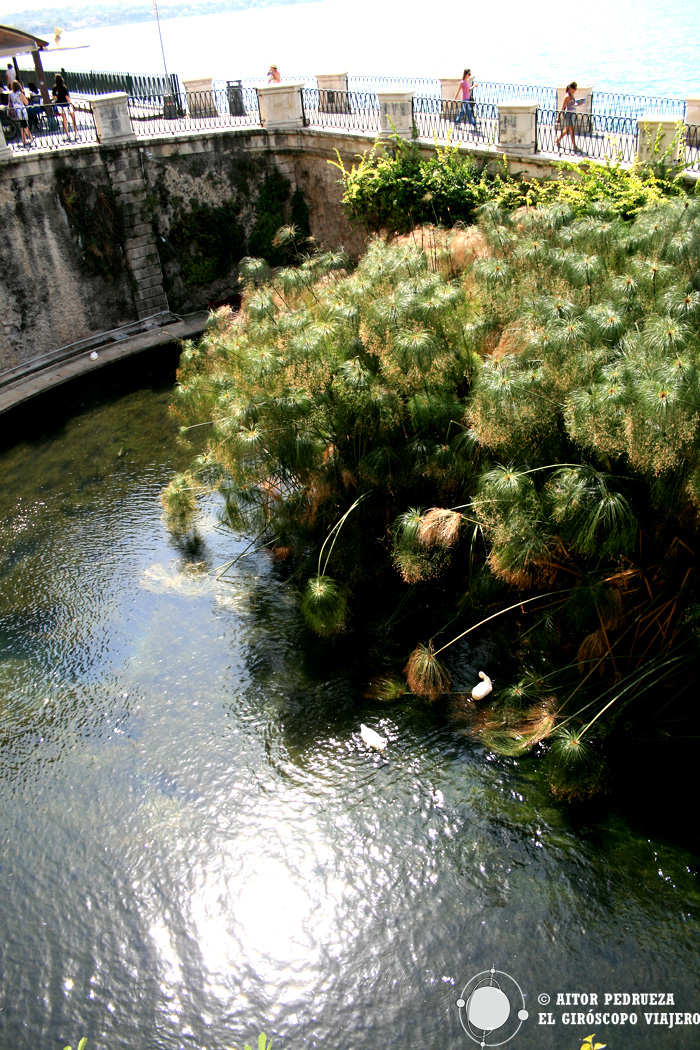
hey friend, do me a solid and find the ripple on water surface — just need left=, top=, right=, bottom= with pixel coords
left=0, top=380, right=699, bottom=1050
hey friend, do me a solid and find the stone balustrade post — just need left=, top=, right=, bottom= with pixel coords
left=636, top=115, right=682, bottom=165
left=0, top=123, right=13, bottom=161
left=183, top=76, right=217, bottom=118
left=686, top=95, right=700, bottom=128
left=316, top=73, right=349, bottom=113
left=256, top=81, right=305, bottom=130
left=557, top=84, right=594, bottom=117
left=377, top=90, right=414, bottom=139
left=90, top=92, right=136, bottom=145
left=440, top=78, right=462, bottom=102
left=498, top=101, right=539, bottom=153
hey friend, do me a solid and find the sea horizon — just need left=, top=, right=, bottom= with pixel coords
left=28, top=0, right=700, bottom=99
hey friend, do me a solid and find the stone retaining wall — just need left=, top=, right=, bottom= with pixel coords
left=2, top=121, right=696, bottom=372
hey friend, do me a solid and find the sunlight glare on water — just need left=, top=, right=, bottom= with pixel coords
left=0, top=370, right=699, bottom=1050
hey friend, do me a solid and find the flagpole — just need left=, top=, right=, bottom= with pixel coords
left=152, top=0, right=170, bottom=88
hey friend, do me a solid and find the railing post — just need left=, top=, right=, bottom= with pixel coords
left=316, top=72, right=349, bottom=112
left=636, top=115, right=682, bottom=165
left=377, top=90, right=414, bottom=139
left=0, top=123, right=13, bottom=161
left=439, top=77, right=461, bottom=102
left=498, top=100, right=539, bottom=153
left=183, top=76, right=217, bottom=117
left=256, top=81, right=305, bottom=130
left=556, top=84, right=594, bottom=116
left=686, top=95, right=700, bottom=126
left=90, top=92, right=137, bottom=144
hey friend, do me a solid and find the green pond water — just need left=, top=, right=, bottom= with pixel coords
left=0, top=353, right=699, bottom=1050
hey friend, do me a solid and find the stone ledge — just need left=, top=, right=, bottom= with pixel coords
left=0, top=312, right=208, bottom=415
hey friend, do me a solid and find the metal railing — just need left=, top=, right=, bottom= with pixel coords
left=535, top=109, right=639, bottom=163
left=685, top=125, right=700, bottom=172
left=127, top=86, right=261, bottom=136
left=591, top=90, right=685, bottom=119
left=474, top=81, right=556, bottom=108
left=17, top=67, right=181, bottom=99
left=348, top=74, right=441, bottom=97
left=413, top=96, right=499, bottom=147
left=239, top=74, right=318, bottom=89
left=302, top=88, right=380, bottom=133
left=1, top=99, right=98, bottom=151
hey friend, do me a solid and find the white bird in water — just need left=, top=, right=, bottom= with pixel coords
left=471, top=672, right=493, bottom=701
left=360, top=723, right=387, bottom=751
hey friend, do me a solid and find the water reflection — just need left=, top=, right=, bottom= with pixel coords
left=0, top=375, right=699, bottom=1050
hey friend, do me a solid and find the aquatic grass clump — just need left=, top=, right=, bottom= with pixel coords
left=547, top=727, right=606, bottom=801
left=161, top=472, right=199, bottom=532
left=301, top=575, right=348, bottom=635
left=405, top=642, right=451, bottom=701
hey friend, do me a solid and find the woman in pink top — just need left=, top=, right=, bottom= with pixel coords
left=453, top=69, right=476, bottom=128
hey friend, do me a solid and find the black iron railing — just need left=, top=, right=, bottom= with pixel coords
left=1, top=98, right=98, bottom=151
left=413, top=96, right=498, bottom=146
left=302, top=88, right=380, bottom=133
left=536, top=109, right=639, bottom=163
left=16, top=67, right=181, bottom=99
left=127, top=87, right=261, bottom=135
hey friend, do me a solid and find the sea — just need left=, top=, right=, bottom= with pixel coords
left=40, top=0, right=700, bottom=98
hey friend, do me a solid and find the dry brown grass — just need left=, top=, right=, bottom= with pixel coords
left=418, top=508, right=462, bottom=547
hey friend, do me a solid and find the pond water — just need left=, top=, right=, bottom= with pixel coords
left=0, top=355, right=699, bottom=1050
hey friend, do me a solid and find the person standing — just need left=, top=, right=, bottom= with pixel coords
left=9, top=80, right=33, bottom=147
left=6, top=63, right=14, bottom=89
left=51, top=73, right=78, bottom=137
left=555, top=81, right=583, bottom=151
left=453, top=69, right=477, bottom=128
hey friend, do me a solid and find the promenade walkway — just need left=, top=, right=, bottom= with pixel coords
left=2, top=82, right=698, bottom=176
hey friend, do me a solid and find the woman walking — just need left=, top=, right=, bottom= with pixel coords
left=555, top=81, right=583, bottom=152
left=52, top=73, right=77, bottom=137
left=8, top=80, right=33, bottom=148
left=454, top=69, right=477, bottom=128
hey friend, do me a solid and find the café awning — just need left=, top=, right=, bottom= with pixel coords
left=0, top=25, right=49, bottom=58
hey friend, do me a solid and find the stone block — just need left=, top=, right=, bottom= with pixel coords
left=257, top=82, right=305, bottom=130
left=440, top=78, right=462, bottom=102
left=686, top=95, right=700, bottom=128
left=0, top=124, right=13, bottom=162
left=498, top=101, right=539, bottom=153
left=91, top=93, right=136, bottom=145
left=316, top=73, right=350, bottom=113
left=637, top=116, right=682, bottom=165
left=556, top=85, right=594, bottom=117
left=183, top=77, right=218, bottom=119
left=377, top=90, right=414, bottom=139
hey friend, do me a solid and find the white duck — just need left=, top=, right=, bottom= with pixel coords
left=471, top=671, right=493, bottom=701
left=360, top=723, right=387, bottom=751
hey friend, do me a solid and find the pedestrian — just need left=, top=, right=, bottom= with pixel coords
left=454, top=69, right=477, bottom=128
left=51, top=73, right=77, bottom=137
left=6, top=63, right=14, bottom=89
left=555, top=81, right=584, bottom=152
left=9, top=80, right=33, bottom=147
left=267, top=64, right=281, bottom=84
